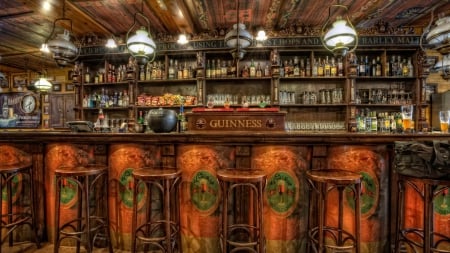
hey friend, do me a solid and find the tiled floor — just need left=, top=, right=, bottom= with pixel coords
left=4, top=242, right=131, bottom=253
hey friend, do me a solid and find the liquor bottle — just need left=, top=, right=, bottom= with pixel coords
left=177, top=60, right=183, bottom=79
left=402, top=58, right=409, bottom=77
left=305, top=58, right=311, bottom=77
left=293, top=56, right=300, bottom=77
left=256, top=62, right=263, bottom=77
left=407, top=57, right=414, bottom=77
left=145, top=63, right=151, bottom=80
left=168, top=59, right=175, bottom=79
left=330, top=57, right=337, bottom=76
left=150, top=62, right=156, bottom=80
left=113, top=91, right=118, bottom=107
left=312, top=58, right=318, bottom=77
left=391, top=55, right=397, bottom=77
left=215, top=59, right=221, bottom=78
left=284, top=60, right=290, bottom=77
left=84, top=66, right=91, bottom=83
left=375, top=56, right=382, bottom=77
left=221, top=60, right=227, bottom=78
left=264, top=64, right=270, bottom=77
left=371, top=58, right=377, bottom=77
left=397, top=55, right=402, bottom=76
left=317, top=57, right=324, bottom=77
left=137, top=111, right=144, bottom=125
left=206, top=59, right=211, bottom=78
left=300, top=58, right=306, bottom=77
left=211, top=59, right=216, bottom=78
left=324, top=56, right=331, bottom=77
left=385, top=57, right=390, bottom=76
left=183, top=61, right=189, bottom=79
left=364, top=56, right=370, bottom=76
left=357, top=111, right=366, bottom=132
left=122, top=90, right=129, bottom=107
left=359, top=56, right=366, bottom=76
left=178, top=104, right=187, bottom=132
left=249, top=59, right=256, bottom=77
left=117, top=92, right=123, bottom=107
left=97, top=108, right=105, bottom=127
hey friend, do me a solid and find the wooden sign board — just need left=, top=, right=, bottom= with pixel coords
left=187, top=110, right=286, bottom=131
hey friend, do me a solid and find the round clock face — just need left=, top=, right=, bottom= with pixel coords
left=21, top=94, right=37, bottom=114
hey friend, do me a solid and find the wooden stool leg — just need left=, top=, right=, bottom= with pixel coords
left=54, top=176, right=61, bottom=253
left=355, top=182, right=361, bottom=253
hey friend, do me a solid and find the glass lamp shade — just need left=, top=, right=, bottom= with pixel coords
left=127, top=27, right=156, bottom=55
left=433, top=54, right=450, bottom=70
left=224, top=23, right=253, bottom=49
left=426, top=16, right=450, bottom=45
left=47, top=29, right=78, bottom=66
left=324, top=19, right=357, bottom=47
left=105, top=38, right=117, bottom=48
left=34, top=78, right=52, bottom=92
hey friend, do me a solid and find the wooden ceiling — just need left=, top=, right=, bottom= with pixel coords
left=0, top=0, right=449, bottom=73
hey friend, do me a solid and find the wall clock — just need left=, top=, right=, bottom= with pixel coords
left=20, top=94, right=38, bottom=114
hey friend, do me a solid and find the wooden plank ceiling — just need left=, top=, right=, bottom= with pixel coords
left=0, top=0, right=449, bottom=73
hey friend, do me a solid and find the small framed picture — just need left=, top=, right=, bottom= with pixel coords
left=44, top=105, right=49, bottom=115
left=0, top=74, right=9, bottom=88
left=53, top=83, right=61, bottom=92
left=12, top=73, right=28, bottom=88
left=43, top=94, right=49, bottom=103
left=66, top=83, right=74, bottom=91
left=43, top=119, right=49, bottom=128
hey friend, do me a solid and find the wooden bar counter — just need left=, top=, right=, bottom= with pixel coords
left=0, top=131, right=448, bottom=253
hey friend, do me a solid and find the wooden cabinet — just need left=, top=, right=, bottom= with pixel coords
left=50, top=94, right=76, bottom=128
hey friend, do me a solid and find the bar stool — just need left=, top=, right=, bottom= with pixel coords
left=131, top=167, right=182, bottom=253
left=306, top=169, right=361, bottom=253
left=0, top=161, right=40, bottom=253
left=217, top=168, right=267, bottom=253
left=54, top=164, right=113, bottom=253
left=393, top=174, right=450, bottom=253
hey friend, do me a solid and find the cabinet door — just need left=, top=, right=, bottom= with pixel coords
left=50, top=94, right=75, bottom=128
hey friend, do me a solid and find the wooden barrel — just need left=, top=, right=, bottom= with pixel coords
left=327, top=145, right=388, bottom=253
left=252, top=145, right=310, bottom=253
left=44, top=143, right=94, bottom=245
left=108, top=143, right=159, bottom=250
left=177, top=144, right=234, bottom=253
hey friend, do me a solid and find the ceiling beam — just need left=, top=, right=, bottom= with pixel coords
left=66, top=0, right=114, bottom=36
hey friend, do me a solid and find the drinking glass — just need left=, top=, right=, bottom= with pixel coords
left=401, top=105, right=414, bottom=133
left=439, top=110, right=450, bottom=133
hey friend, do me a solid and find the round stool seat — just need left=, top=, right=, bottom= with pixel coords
left=217, top=168, right=266, bottom=183
left=0, top=161, right=32, bottom=173
left=55, top=164, right=108, bottom=176
left=132, top=167, right=181, bottom=180
left=306, top=169, right=361, bottom=185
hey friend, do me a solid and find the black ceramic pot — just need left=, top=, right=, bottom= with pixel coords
left=146, top=108, right=178, bottom=133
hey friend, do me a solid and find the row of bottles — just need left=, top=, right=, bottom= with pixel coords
left=205, top=59, right=271, bottom=78
left=74, top=63, right=129, bottom=84
left=140, top=60, right=196, bottom=81
left=82, top=88, right=130, bottom=108
left=280, top=56, right=344, bottom=77
left=353, top=55, right=414, bottom=77
left=355, top=109, right=407, bottom=133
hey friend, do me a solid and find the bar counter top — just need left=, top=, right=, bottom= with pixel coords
left=0, top=130, right=448, bottom=144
